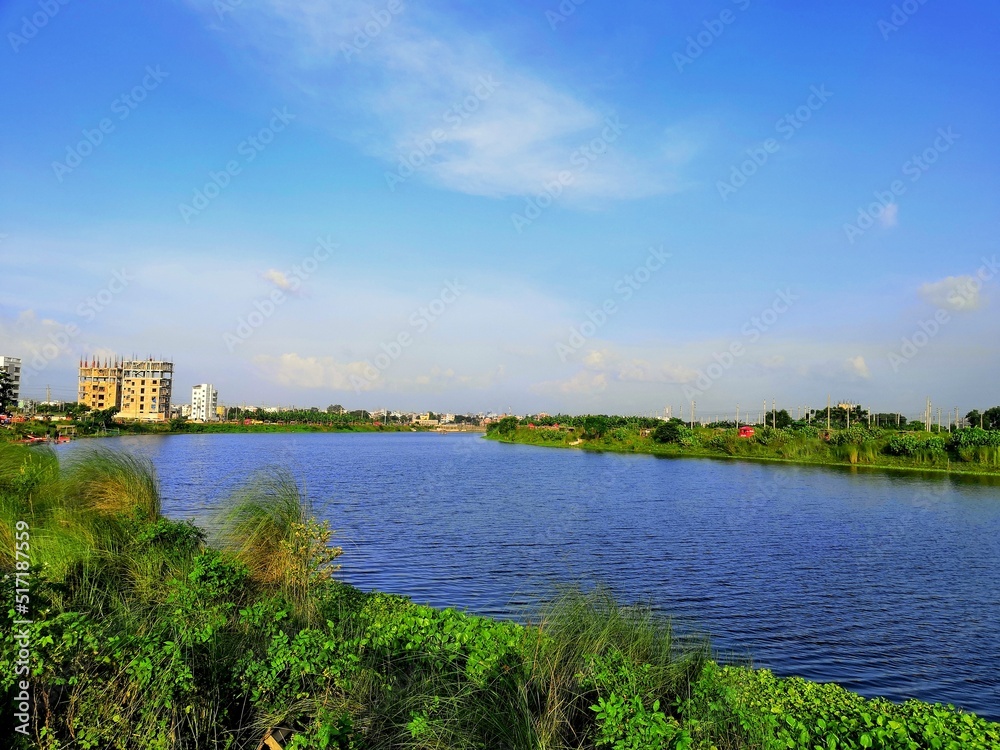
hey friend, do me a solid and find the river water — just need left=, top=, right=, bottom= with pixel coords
left=59, top=432, right=1000, bottom=718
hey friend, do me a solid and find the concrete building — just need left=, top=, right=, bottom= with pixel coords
left=0, top=356, right=21, bottom=407
left=78, top=358, right=123, bottom=412
left=79, top=357, right=174, bottom=421
left=191, top=384, right=218, bottom=422
left=120, top=360, right=173, bottom=421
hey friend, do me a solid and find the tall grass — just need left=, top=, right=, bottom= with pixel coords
left=217, top=469, right=342, bottom=623
left=523, top=588, right=709, bottom=749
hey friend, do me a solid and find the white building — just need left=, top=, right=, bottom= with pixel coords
left=191, top=384, right=218, bottom=422
left=0, top=356, right=21, bottom=408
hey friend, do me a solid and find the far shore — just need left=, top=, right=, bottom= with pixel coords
left=487, top=428, right=1000, bottom=479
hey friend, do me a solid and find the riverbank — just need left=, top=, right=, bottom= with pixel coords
left=486, top=423, right=1000, bottom=478
left=2, top=442, right=998, bottom=748
left=1, top=420, right=456, bottom=443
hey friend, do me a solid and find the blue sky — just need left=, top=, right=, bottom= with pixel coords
left=1, top=0, right=998, bottom=417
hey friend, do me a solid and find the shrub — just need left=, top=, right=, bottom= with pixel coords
left=653, top=423, right=698, bottom=446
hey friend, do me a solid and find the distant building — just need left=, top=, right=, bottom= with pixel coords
left=79, top=357, right=174, bottom=421
left=0, top=356, right=21, bottom=406
left=79, top=358, right=123, bottom=412
left=120, top=360, right=173, bottom=422
left=191, top=384, right=218, bottom=422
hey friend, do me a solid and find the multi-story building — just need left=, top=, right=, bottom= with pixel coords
left=79, top=357, right=173, bottom=421
left=191, top=384, right=218, bottom=422
left=0, top=356, right=21, bottom=407
left=78, top=358, right=123, bottom=412
left=120, top=360, right=173, bottom=421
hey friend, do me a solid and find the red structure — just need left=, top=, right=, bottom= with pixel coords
left=738, top=425, right=755, bottom=438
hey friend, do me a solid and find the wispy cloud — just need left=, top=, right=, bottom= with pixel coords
left=262, top=269, right=294, bottom=291
left=879, top=202, right=899, bottom=228
left=919, top=275, right=984, bottom=311
left=185, top=0, right=687, bottom=200
left=845, top=355, right=871, bottom=380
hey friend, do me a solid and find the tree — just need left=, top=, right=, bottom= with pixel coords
left=327, top=404, right=344, bottom=414
left=652, top=421, right=682, bottom=444
left=774, top=409, right=792, bottom=429
left=984, top=406, right=1000, bottom=431
left=581, top=415, right=610, bottom=439
left=494, top=416, right=518, bottom=436
left=0, top=370, right=14, bottom=413
left=966, top=409, right=982, bottom=428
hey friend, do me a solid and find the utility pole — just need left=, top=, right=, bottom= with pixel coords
left=736, top=403, right=740, bottom=427
left=690, top=400, right=695, bottom=428
left=772, top=398, right=776, bottom=429
left=827, top=395, right=831, bottom=431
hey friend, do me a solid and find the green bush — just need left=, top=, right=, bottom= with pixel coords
left=689, top=665, right=1000, bottom=750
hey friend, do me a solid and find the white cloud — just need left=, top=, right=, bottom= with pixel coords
left=919, top=275, right=984, bottom=311
left=532, top=370, right=609, bottom=395
left=845, top=355, right=870, bottom=379
left=254, top=353, right=376, bottom=391
left=262, top=269, right=293, bottom=291
left=185, top=0, right=689, bottom=200
left=879, top=202, right=899, bottom=228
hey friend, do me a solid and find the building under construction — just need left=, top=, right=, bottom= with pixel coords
left=78, top=357, right=174, bottom=422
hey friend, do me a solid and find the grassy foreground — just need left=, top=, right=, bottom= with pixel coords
left=1, top=444, right=997, bottom=749
left=486, top=421, right=1000, bottom=477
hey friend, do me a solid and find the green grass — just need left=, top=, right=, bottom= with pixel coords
left=488, top=425, right=1000, bottom=477
left=1, top=442, right=997, bottom=749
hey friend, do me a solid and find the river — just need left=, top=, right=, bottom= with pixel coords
left=58, top=431, right=1000, bottom=719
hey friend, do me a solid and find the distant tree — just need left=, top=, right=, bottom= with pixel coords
left=652, top=421, right=682, bottom=444
left=984, top=407, right=1000, bottom=431
left=773, top=409, right=792, bottom=429
left=489, top=416, right=518, bottom=436
left=327, top=404, right=344, bottom=414
left=966, top=409, right=982, bottom=428
left=0, top=371, right=16, bottom=412
left=581, top=415, right=610, bottom=439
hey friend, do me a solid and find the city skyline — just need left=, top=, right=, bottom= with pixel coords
left=2, top=0, right=998, bottom=414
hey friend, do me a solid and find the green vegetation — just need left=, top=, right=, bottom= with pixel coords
left=2, top=442, right=997, bottom=748
left=488, top=418, right=1000, bottom=476
left=0, top=370, right=17, bottom=413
